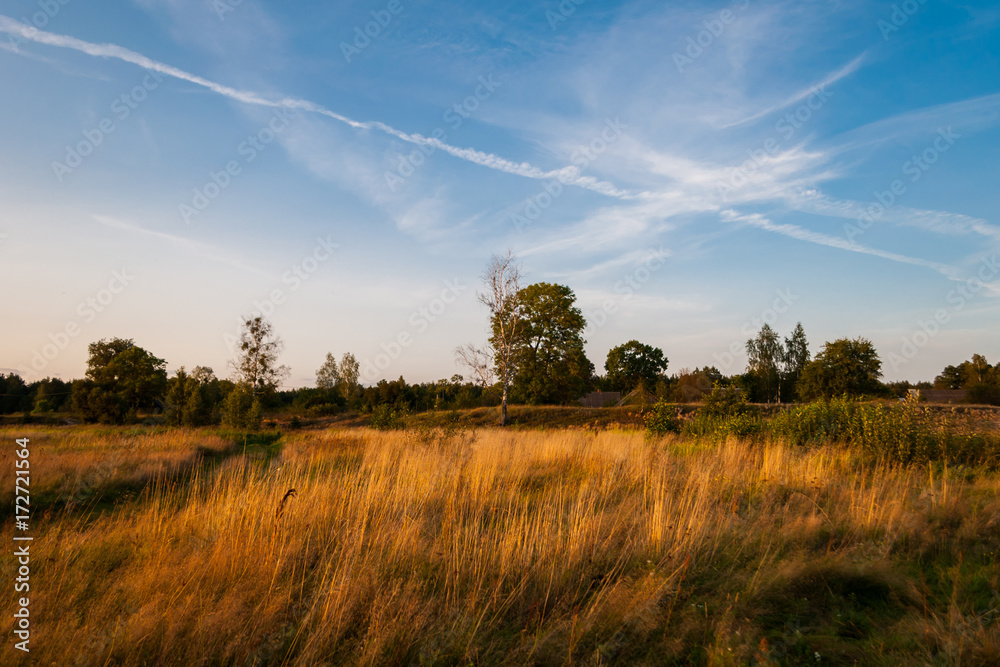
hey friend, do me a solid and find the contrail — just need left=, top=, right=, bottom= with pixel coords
left=720, top=210, right=962, bottom=279
left=721, top=52, right=867, bottom=129
left=0, top=15, right=632, bottom=199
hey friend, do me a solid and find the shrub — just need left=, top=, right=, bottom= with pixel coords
left=701, top=383, right=752, bottom=417
left=768, top=398, right=1000, bottom=466
left=370, top=404, right=408, bottom=430
left=767, top=398, right=857, bottom=445
left=967, top=383, right=1000, bottom=406
left=684, top=411, right=762, bottom=439
left=644, top=400, right=680, bottom=437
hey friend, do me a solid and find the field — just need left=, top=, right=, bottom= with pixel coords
left=4, top=414, right=1000, bottom=665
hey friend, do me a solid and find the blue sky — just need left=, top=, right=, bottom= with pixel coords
left=1, top=0, right=998, bottom=387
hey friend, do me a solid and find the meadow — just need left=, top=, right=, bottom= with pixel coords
left=3, top=410, right=1000, bottom=665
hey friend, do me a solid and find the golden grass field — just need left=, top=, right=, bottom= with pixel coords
left=4, top=423, right=1000, bottom=665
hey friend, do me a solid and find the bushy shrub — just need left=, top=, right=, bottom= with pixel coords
left=767, top=398, right=857, bottom=445
left=644, top=400, right=680, bottom=437
left=683, top=411, right=762, bottom=439
left=370, top=403, right=408, bottom=430
left=768, top=398, right=1000, bottom=466
left=967, top=383, right=1000, bottom=406
left=701, top=383, right=752, bottom=417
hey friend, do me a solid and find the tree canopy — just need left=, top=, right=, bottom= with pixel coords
left=604, top=340, right=668, bottom=394
left=231, top=316, right=289, bottom=395
left=72, top=338, right=167, bottom=423
left=498, top=282, right=594, bottom=404
left=798, top=337, right=883, bottom=400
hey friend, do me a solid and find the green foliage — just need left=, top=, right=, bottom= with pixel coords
left=222, top=383, right=261, bottom=430
left=782, top=322, right=810, bottom=400
left=746, top=323, right=783, bottom=403
left=798, top=338, right=883, bottom=400
left=231, top=316, right=289, bottom=395
left=671, top=366, right=723, bottom=402
left=315, top=352, right=341, bottom=390
left=0, top=373, right=31, bottom=414
left=644, top=399, right=680, bottom=437
left=71, top=339, right=167, bottom=424
left=701, top=383, right=752, bottom=417
left=682, top=384, right=761, bottom=438
left=684, top=411, right=763, bottom=439
left=768, top=398, right=1000, bottom=466
left=967, top=382, right=1000, bottom=405
left=370, top=403, right=408, bottom=430
left=766, top=398, right=858, bottom=445
left=165, top=366, right=218, bottom=426
left=605, top=340, right=668, bottom=394
left=935, top=354, right=999, bottom=404
left=497, top=282, right=594, bottom=404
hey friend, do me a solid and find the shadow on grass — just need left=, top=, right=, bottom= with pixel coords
left=10, top=430, right=284, bottom=521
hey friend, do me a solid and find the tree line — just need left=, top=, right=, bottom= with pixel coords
left=2, top=254, right=998, bottom=424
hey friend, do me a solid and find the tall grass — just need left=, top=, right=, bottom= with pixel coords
left=2, top=425, right=1000, bottom=664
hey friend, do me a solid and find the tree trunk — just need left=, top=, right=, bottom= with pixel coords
left=500, top=379, right=508, bottom=426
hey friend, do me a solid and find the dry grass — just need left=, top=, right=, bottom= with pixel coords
left=3, top=425, right=1000, bottom=664
left=0, top=426, right=235, bottom=514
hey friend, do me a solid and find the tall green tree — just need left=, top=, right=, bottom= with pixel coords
left=316, top=352, right=341, bottom=391
left=746, top=324, right=783, bottom=403
left=798, top=338, right=883, bottom=400
left=165, top=367, right=190, bottom=425
left=782, top=322, right=810, bottom=401
left=501, top=282, right=594, bottom=404
left=338, top=353, right=360, bottom=401
left=0, top=374, right=30, bottom=414
left=230, top=316, right=289, bottom=396
left=604, top=340, right=668, bottom=394
left=72, top=338, right=167, bottom=423
left=934, top=364, right=965, bottom=389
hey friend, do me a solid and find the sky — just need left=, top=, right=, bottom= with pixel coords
left=1, top=0, right=998, bottom=388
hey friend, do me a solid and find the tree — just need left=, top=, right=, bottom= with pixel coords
left=479, top=251, right=522, bottom=425
left=934, top=364, right=964, bottom=389
left=798, top=338, right=883, bottom=400
left=0, top=373, right=30, bottom=414
left=316, top=352, right=341, bottom=391
left=165, top=367, right=190, bottom=425
left=746, top=324, right=783, bottom=403
left=504, top=282, right=594, bottom=404
left=165, top=366, right=216, bottom=426
left=72, top=338, right=167, bottom=423
left=222, top=383, right=261, bottom=430
left=672, top=367, right=723, bottom=402
left=230, top=316, right=289, bottom=396
left=967, top=354, right=992, bottom=385
left=782, top=322, right=810, bottom=401
left=604, top=340, right=668, bottom=394
left=455, top=343, right=494, bottom=389
left=338, top=353, right=360, bottom=401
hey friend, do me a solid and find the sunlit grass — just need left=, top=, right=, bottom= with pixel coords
left=2, top=424, right=1000, bottom=664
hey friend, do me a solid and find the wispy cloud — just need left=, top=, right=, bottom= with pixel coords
left=722, top=52, right=867, bottom=128
left=788, top=191, right=1000, bottom=241
left=0, top=15, right=631, bottom=199
left=91, top=215, right=269, bottom=277
left=720, top=209, right=961, bottom=278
